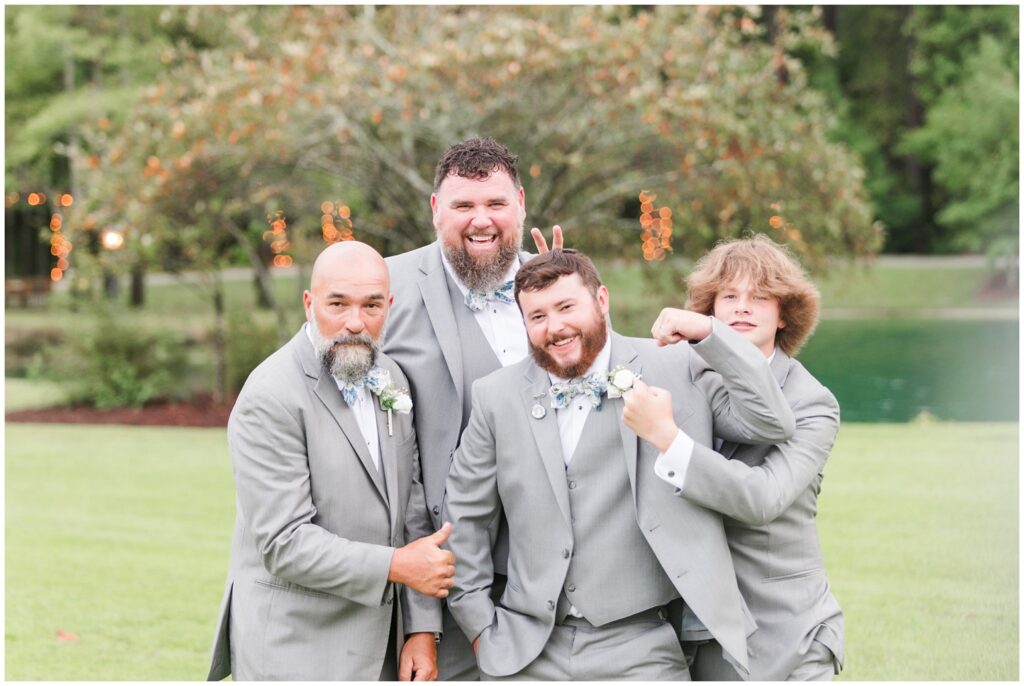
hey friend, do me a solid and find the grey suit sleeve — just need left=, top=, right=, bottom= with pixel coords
left=401, top=436, right=444, bottom=635
left=230, top=390, right=394, bottom=607
left=443, top=383, right=500, bottom=643
left=690, top=317, right=796, bottom=443
left=682, top=387, right=840, bottom=525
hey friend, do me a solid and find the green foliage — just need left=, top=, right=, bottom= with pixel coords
left=4, top=327, right=65, bottom=379
left=225, top=310, right=280, bottom=393
left=900, top=36, right=1019, bottom=260
left=78, top=5, right=879, bottom=274
left=65, top=312, right=189, bottom=408
left=5, top=6, right=174, bottom=189
left=906, top=6, right=1019, bottom=107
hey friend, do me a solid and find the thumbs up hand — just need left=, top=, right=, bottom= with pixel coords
left=389, top=521, right=457, bottom=598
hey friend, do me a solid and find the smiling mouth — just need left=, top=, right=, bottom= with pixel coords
left=465, top=233, right=498, bottom=247
left=548, top=334, right=579, bottom=351
left=730, top=321, right=756, bottom=329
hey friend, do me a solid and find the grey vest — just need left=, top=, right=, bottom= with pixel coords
left=560, top=403, right=679, bottom=626
left=445, top=270, right=510, bottom=574
left=445, top=270, right=502, bottom=433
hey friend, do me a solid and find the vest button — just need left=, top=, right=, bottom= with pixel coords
left=562, top=548, right=570, bottom=559
left=567, top=584, right=576, bottom=593
left=568, top=481, right=577, bottom=489
left=432, top=506, right=440, bottom=515
left=547, top=600, right=555, bottom=611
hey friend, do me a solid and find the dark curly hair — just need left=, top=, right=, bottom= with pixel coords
left=433, top=137, right=520, bottom=191
left=514, top=249, right=603, bottom=303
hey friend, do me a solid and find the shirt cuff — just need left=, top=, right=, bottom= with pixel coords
left=653, top=429, right=695, bottom=490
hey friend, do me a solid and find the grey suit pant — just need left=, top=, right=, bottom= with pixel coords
left=440, top=576, right=508, bottom=681
left=484, top=612, right=689, bottom=681
left=682, top=639, right=742, bottom=681
left=684, top=638, right=837, bottom=681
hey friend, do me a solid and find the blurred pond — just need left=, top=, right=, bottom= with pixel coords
left=800, top=319, right=1019, bottom=422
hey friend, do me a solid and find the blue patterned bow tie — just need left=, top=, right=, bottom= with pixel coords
left=339, top=365, right=388, bottom=406
left=549, top=372, right=608, bottom=410
left=464, top=280, right=515, bottom=312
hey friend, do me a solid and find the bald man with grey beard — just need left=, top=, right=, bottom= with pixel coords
left=208, top=242, right=453, bottom=681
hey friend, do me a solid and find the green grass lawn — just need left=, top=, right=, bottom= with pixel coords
left=4, top=421, right=1018, bottom=680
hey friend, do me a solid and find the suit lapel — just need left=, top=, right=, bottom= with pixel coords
left=309, top=367, right=389, bottom=505
left=417, top=244, right=464, bottom=406
left=375, top=403, right=400, bottom=534
left=609, top=333, right=642, bottom=499
left=520, top=364, right=572, bottom=527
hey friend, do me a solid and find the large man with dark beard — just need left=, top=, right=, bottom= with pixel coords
left=443, top=249, right=794, bottom=680
left=383, top=137, right=541, bottom=680
left=208, top=241, right=455, bottom=681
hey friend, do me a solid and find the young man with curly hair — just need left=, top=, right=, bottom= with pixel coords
left=624, top=234, right=844, bottom=680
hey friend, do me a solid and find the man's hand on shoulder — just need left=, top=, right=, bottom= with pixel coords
left=652, top=308, right=712, bottom=346
left=399, top=632, right=438, bottom=681
left=530, top=225, right=563, bottom=254
left=388, top=522, right=456, bottom=598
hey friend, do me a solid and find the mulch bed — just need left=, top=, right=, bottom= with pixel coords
left=5, top=393, right=237, bottom=428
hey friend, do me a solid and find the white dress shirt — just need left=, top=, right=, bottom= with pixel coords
left=654, top=347, right=777, bottom=490
left=548, top=339, right=612, bottom=467
left=305, top=324, right=381, bottom=471
left=440, top=252, right=529, bottom=367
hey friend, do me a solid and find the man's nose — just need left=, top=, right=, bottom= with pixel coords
left=470, top=208, right=492, bottom=228
left=344, top=314, right=366, bottom=334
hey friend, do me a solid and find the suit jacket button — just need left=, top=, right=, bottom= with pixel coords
left=567, top=584, right=576, bottom=593
left=547, top=600, right=555, bottom=611
left=667, top=470, right=675, bottom=478
left=432, top=506, right=440, bottom=515
left=562, top=548, right=570, bottom=559
left=568, top=481, right=577, bottom=489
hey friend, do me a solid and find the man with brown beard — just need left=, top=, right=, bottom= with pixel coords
left=442, top=249, right=794, bottom=680
left=384, top=137, right=551, bottom=679
left=208, top=241, right=454, bottom=681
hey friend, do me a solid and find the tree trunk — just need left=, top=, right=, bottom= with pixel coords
left=221, top=218, right=289, bottom=343
left=130, top=261, right=145, bottom=307
left=211, top=274, right=228, bottom=403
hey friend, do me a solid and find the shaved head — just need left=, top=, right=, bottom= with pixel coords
left=310, top=240, right=389, bottom=294
left=303, top=241, right=393, bottom=383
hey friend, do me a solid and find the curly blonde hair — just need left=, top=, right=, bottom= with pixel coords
left=685, top=235, right=820, bottom=356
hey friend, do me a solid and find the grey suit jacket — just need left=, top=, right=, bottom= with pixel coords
left=680, top=352, right=844, bottom=678
left=207, top=329, right=440, bottom=681
left=444, top=324, right=795, bottom=678
left=383, top=242, right=532, bottom=536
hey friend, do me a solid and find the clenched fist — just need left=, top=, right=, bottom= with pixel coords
left=651, top=308, right=712, bottom=347
left=389, top=522, right=457, bottom=598
left=621, top=380, right=680, bottom=453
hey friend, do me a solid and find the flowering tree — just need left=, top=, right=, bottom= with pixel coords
left=77, top=5, right=881, bottom=397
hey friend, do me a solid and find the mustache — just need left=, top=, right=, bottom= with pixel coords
left=328, top=332, right=375, bottom=349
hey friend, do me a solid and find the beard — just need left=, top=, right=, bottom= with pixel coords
left=530, top=306, right=609, bottom=380
left=441, top=224, right=524, bottom=292
left=309, top=317, right=381, bottom=385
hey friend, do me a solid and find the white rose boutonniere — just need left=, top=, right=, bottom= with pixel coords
left=365, top=366, right=413, bottom=436
left=606, top=366, right=640, bottom=398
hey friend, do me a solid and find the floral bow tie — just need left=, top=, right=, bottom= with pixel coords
left=549, top=373, right=608, bottom=410
left=339, top=365, right=389, bottom=406
left=464, top=280, right=515, bottom=312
